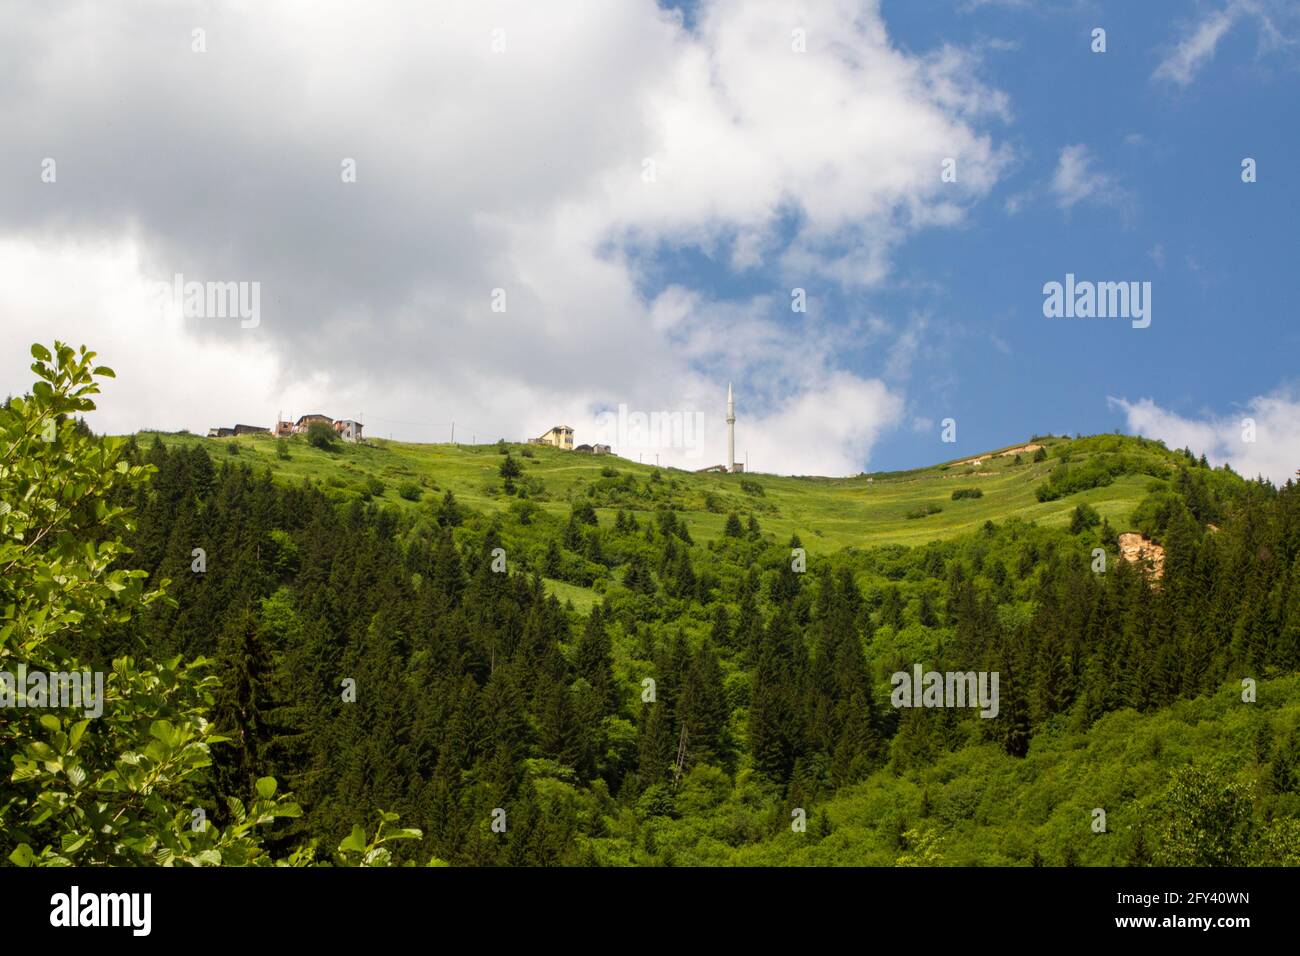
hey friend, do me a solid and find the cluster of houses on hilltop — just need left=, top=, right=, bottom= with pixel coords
left=207, top=413, right=364, bottom=443
left=204, top=386, right=755, bottom=462
left=529, top=425, right=610, bottom=454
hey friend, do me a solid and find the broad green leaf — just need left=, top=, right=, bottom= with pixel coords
left=339, top=824, right=367, bottom=854
left=149, top=719, right=175, bottom=745
left=8, top=844, right=34, bottom=867
left=60, top=832, right=88, bottom=855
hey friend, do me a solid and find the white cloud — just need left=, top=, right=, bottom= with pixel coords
left=739, top=373, right=905, bottom=476
left=1153, top=4, right=1241, bottom=87
left=1153, top=0, right=1300, bottom=88
left=1050, top=144, right=1120, bottom=210
left=0, top=237, right=316, bottom=435
left=883, top=314, right=932, bottom=381
left=0, top=0, right=1012, bottom=475
left=1109, top=390, right=1300, bottom=485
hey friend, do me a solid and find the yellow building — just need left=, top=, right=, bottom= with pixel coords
left=530, top=425, right=574, bottom=450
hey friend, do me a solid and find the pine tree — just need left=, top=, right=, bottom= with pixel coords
left=543, top=539, right=563, bottom=578
left=709, top=604, right=731, bottom=649
left=536, top=673, right=579, bottom=767
left=1127, top=829, right=1152, bottom=866
left=748, top=610, right=803, bottom=782
left=679, top=641, right=729, bottom=767
left=211, top=607, right=276, bottom=808
left=437, top=489, right=463, bottom=527
left=880, top=585, right=905, bottom=630
left=575, top=606, right=617, bottom=715
left=622, top=552, right=655, bottom=594
left=636, top=696, right=675, bottom=786
left=996, top=637, right=1032, bottom=758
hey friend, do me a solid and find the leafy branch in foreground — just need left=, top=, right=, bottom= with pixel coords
left=333, top=810, right=437, bottom=867
left=0, top=342, right=304, bottom=865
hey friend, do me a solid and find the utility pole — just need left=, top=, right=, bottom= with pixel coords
left=726, top=382, right=736, bottom=473
left=451, top=421, right=455, bottom=444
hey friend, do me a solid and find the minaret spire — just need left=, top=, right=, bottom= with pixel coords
left=726, top=382, right=736, bottom=473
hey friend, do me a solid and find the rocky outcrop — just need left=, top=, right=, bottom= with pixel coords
left=1118, top=532, right=1165, bottom=578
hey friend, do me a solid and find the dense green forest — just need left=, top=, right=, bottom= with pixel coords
left=3, top=344, right=1299, bottom=866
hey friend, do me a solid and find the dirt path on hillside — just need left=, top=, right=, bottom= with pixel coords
left=954, top=443, right=1043, bottom=467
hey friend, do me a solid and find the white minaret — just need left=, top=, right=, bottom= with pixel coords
left=726, top=382, right=736, bottom=473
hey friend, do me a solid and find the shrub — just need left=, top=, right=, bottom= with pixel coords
left=499, top=454, right=522, bottom=479
left=276, top=438, right=291, bottom=460
left=1032, top=446, right=1048, bottom=463
left=1069, top=503, right=1101, bottom=534
left=951, top=488, right=983, bottom=500
left=509, top=499, right=540, bottom=525
left=905, top=504, right=943, bottom=519
left=397, top=480, right=422, bottom=501
left=600, top=465, right=619, bottom=478
left=1130, top=491, right=1182, bottom=539
left=740, top=479, right=765, bottom=497
left=366, top=475, right=385, bottom=497
left=1034, top=454, right=1137, bottom=502
left=307, top=421, right=338, bottom=450
left=1156, top=764, right=1257, bottom=866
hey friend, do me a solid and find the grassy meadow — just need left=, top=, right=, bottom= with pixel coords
left=137, top=430, right=1153, bottom=553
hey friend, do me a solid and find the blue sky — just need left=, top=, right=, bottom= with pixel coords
left=651, top=0, right=1300, bottom=474
left=1, top=1, right=1296, bottom=479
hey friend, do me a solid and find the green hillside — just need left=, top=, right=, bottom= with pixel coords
left=130, top=428, right=1217, bottom=622
left=599, top=676, right=1300, bottom=866
left=13, top=349, right=1292, bottom=869
left=138, top=429, right=1173, bottom=552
